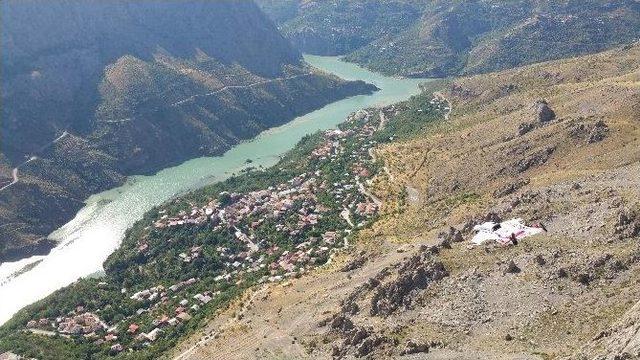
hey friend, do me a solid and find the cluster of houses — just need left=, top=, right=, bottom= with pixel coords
left=22, top=106, right=399, bottom=355
left=26, top=307, right=106, bottom=336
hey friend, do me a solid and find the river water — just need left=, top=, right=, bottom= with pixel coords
left=0, top=55, right=429, bottom=325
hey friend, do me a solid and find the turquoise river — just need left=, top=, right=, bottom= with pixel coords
left=0, top=55, right=430, bottom=325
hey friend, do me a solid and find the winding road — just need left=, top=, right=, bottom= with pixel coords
left=171, top=72, right=315, bottom=107
left=101, top=73, right=317, bottom=124
left=0, top=131, right=69, bottom=192
left=0, top=157, right=37, bottom=192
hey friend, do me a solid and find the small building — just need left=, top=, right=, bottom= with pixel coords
left=145, top=328, right=162, bottom=342
left=176, top=312, right=192, bottom=322
left=127, top=323, right=139, bottom=334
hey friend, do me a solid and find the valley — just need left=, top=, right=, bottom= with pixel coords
left=1, top=2, right=639, bottom=360
left=171, top=43, right=640, bottom=360
left=258, top=0, right=640, bottom=77
left=0, top=58, right=440, bottom=359
left=0, top=0, right=375, bottom=263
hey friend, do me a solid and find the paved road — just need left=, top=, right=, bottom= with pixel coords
left=378, top=110, right=387, bottom=130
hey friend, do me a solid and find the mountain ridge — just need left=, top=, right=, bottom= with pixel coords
left=257, top=0, right=640, bottom=77
left=0, top=0, right=376, bottom=262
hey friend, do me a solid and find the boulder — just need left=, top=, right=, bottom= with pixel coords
left=533, top=99, right=556, bottom=123
left=401, top=340, right=430, bottom=355
left=330, top=315, right=354, bottom=332
left=614, top=209, right=640, bottom=239
left=485, top=212, right=502, bottom=223
left=504, top=260, right=521, bottom=274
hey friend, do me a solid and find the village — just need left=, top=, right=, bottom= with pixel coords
left=20, top=102, right=402, bottom=354
left=20, top=98, right=447, bottom=355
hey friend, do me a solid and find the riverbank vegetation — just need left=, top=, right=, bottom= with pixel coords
left=0, top=91, right=447, bottom=359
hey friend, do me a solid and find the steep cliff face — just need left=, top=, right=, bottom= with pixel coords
left=0, top=0, right=376, bottom=262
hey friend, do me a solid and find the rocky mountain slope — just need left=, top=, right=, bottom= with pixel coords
left=169, top=43, right=640, bottom=359
left=257, top=0, right=640, bottom=77
left=0, top=0, right=375, bottom=262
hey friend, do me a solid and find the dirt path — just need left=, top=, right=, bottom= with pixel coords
left=340, top=207, right=355, bottom=228
left=173, top=285, right=270, bottom=360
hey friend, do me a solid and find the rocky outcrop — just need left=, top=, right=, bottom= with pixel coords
left=493, top=178, right=530, bottom=198
left=614, top=209, right=640, bottom=240
left=588, top=120, right=609, bottom=144
left=370, top=252, right=448, bottom=316
left=533, top=99, right=556, bottom=123
left=514, top=146, right=556, bottom=174
left=437, top=226, right=464, bottom=243
left=518, top=122, right=536, bottom=136
left=568, top=118, right=610, bottom=144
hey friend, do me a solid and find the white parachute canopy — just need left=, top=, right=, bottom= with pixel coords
left=471, top=218, right=545, bottom=245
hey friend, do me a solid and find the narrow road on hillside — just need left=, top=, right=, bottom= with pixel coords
left=0, top=130, right=69, bottom=193
left=341, top=208, right=355, bottom=228
left=0, top=156, right=38, bottom=192
left=171, top=72, right=315, bottom=107
left=357, top=180, right=382, bottom=207
left=378, top=110, right=387, bottom=130
left=102, top=73, right=317, bottom=124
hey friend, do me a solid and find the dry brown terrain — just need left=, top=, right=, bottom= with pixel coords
left=170, top=43, right=640, bottom=360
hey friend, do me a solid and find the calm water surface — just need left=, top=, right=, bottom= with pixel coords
left=0, top=55, right=429, bottom=324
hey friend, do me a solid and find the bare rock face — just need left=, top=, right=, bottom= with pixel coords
left=615, top=209, right=640, bottom=239
left=533, top=99, right=556, bottom=123
left=370, top=253, right=448, bottom=316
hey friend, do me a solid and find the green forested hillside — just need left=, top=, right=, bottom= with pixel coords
left=257, top=0, right=640, bottom=76
left=0, top=0, right=375, bottom=262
